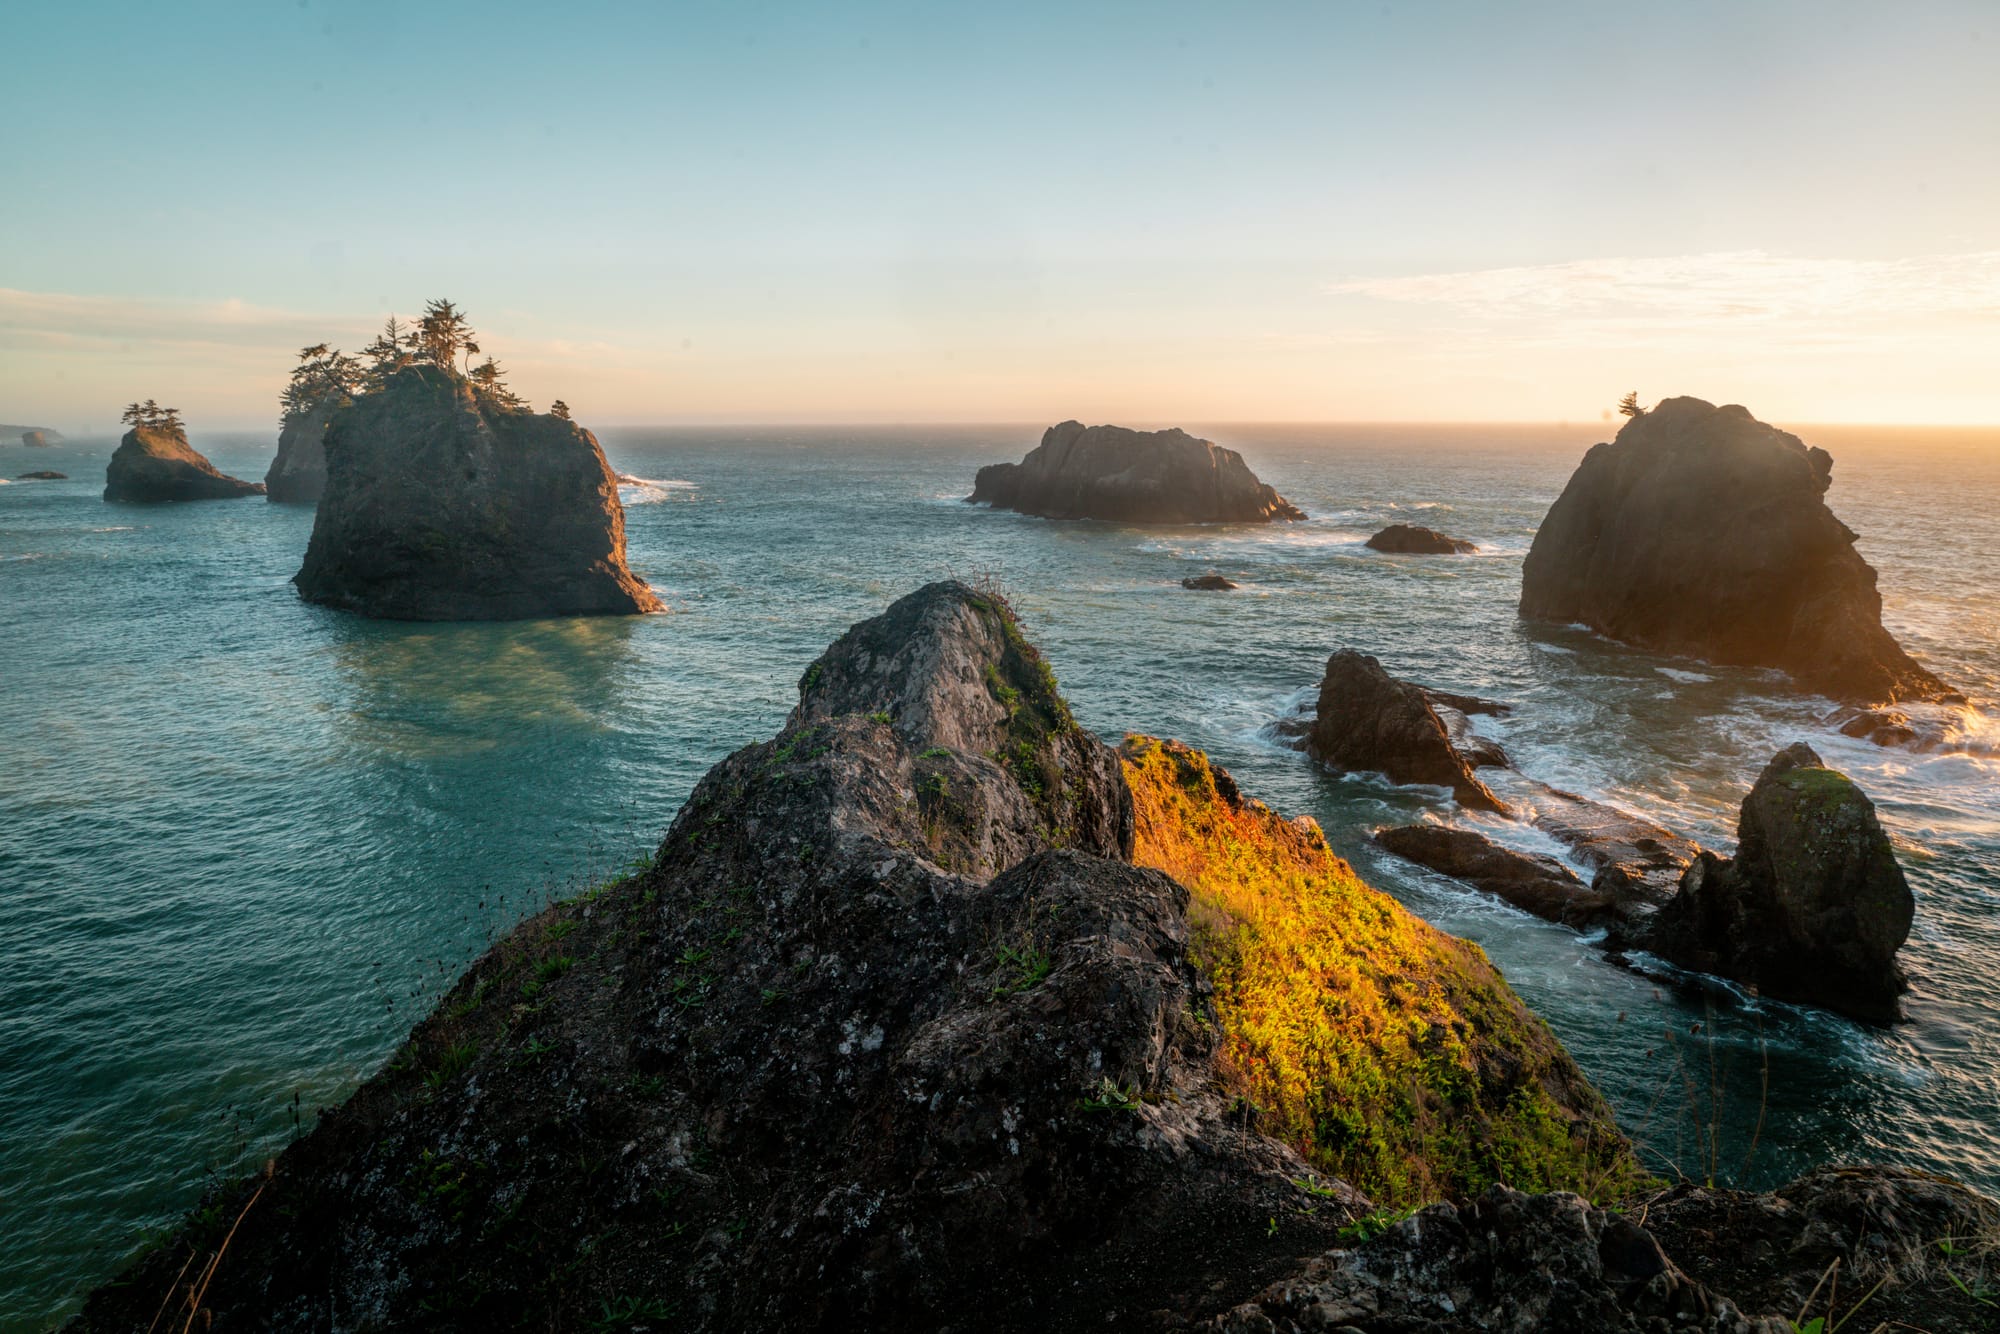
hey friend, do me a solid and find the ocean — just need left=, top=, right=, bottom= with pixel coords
left=2, top=421, right=1995, bottom=1330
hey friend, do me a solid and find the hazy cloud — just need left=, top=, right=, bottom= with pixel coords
left=1327, top=251, right=2000, bottom=330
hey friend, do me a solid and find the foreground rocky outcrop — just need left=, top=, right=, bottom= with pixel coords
left=102, top=425, right=264, bottom=502
left=1299, top=651, right=1507, bottom=813
left=1366, top=523, right=1476, bottom=554
left=1520, top=397, right=1953, bottom=705
left=1215, top=1166, right=2000, bottom=1334
left=263, top=401, right=335, bottom=503
left=1635, top=743, right=1914, bottom=1023
left=294, top=367, right=659, bottom=620
left=72, top=583, right=1646, bottom=1333
left=968, top=421, right=1306, bottom=524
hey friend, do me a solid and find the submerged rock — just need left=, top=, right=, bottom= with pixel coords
left=1302, top=650, right=1507, bottom=812
left=1375, top=823, right=1618, bottom=929
left=1638, top=743, right=1914, bottom=1022
left=294, top=367, right=660, bottom=620
left=102, top=425, right=263, bottom=502
left=1520, top=397, right=1952, bottom=704
left=1833, top=705, right=1920, bottom=748
left=968, top=420, right=1306, bottom=524
left=16, top=470, right=65, bottom=480
left=71, top=582, right=1640, bottom=1332
left=1525, top=780, right=1702, bottom=908
left=263, top=401, right=335, bottom=503
left=1182, top=573, right=1240, bottom=590
left=1366, top=522, right=1477, bottom=554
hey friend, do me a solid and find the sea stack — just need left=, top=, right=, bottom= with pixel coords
left=1520, top=397, right=1951, bottom=704
left=103, top=423, right=263, bottom=502
left=1638, top=742, right=1914, bottom=1023
left=1301, top=650, right=1507, bottom=812
left=1367, top=522, right=1477, bottom=554
left=295, top=365, right=659, bottom=620
left=967, top=420, right=1306, bottom=523
left=21, top=429, right=55, bottom=447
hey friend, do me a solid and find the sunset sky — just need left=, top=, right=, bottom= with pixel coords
left=3, top=0, right=1996, bottom=431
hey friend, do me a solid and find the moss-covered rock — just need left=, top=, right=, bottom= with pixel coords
left=1121, top=736, right=1641, bottom=1207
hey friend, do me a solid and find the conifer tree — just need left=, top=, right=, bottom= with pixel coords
left=1617, top=391, right=1645, bottom=419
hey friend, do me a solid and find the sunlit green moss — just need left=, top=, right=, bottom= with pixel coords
left=1121, top=736, right=1644, bottom=1207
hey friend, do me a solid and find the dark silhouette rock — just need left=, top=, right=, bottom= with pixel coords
left=69, top=583, right=1647, bottom=1334
left=968, top=420, right=1306, bottom=524
left=15, top=470, right=65, bottom=480
left=1376, top=823, right=1619, bottom=929
left=1638, top=743, right=1914, bottom=1022
left=102, top=425, right=263, bottom=502
left=1521, top=397, right=1952, bottom=705
left=1367, top=522, right=1477, bottom=554
left=1303, top=650, right=1507, bottom=812
left=20, top=429, right=56, bottom=447
left=294, top=367, right=660, bottom=620
left=1214, top=1166, right=2000, bottom=1334
left=1182, top=573, right=1240, bottom=590
left=263, top=401, right=334, bottom=503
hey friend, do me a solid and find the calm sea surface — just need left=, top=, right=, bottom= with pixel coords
left=3, top=422, right=1996, bottom=1329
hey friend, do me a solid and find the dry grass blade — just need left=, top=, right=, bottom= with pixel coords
left=179, top=1162, right=273, bottom=1334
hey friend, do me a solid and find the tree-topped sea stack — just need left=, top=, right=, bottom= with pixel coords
left=967, top=420, right=1306, bottom=523
left=293, top=300, right=660, bottom=620
left=1520, top=396, right=1952, bottom=704
left=264, top=343, right=364, bottom=503
left=103, top=401, right=264, bottom=502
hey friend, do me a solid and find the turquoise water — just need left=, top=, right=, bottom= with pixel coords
left=3, top=423, right=1996, bottom=1329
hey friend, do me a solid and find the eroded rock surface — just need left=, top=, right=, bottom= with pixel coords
left=1637, top=743, right=1914, bottom=1022
left=1366, top=523, right=1476, bottom=554
left=968, top=420, right=1306, bottom=524
left=294, top=367, right=659, bottom=620
left=1375, top=824, right=1617, bottom=929
left=1520, top=397, right=1952, bottom=704
left=103, top=425, right=263, bottom=502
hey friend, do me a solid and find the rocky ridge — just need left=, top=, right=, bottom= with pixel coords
left=70, top=582, right=1667, bottom=1333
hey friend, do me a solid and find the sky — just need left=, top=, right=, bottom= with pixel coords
left=2, top=0, right=1997, bottom=431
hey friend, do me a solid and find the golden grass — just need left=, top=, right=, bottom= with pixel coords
left=1121, top=736, right=1642, bottom=1207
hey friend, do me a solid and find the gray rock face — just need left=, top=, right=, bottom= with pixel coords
left=1521, top=397, right=1952, bottom=705
left=102, top=426, right=264, bottom=502
left=1638, top=743, right=1914, bottom=1022
left=1366, top=523, right=1476, bottom=554
left=1303, top=650, right=1507, bottom=812
left=294, top=367, right=660, bottom=620
left=263, top=401, right=335, bottom=503
left=968, top=421, right=1306, bottom=523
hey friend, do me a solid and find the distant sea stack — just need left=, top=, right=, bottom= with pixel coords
left=20, top=428, right=57, bottom=448
left=295, top=363, right=659, bottom=620
left=967, top=420, right=1306, bottom=523
left=103, top=421, right=263, bottom=502
left=266, top=343, right=365, bottom=503
left=1637, top=743, right=1915, bottom=1023
left=1520, top=397, right=1952, bottom=704
left=1367, top=522, right=1477, bottom=554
